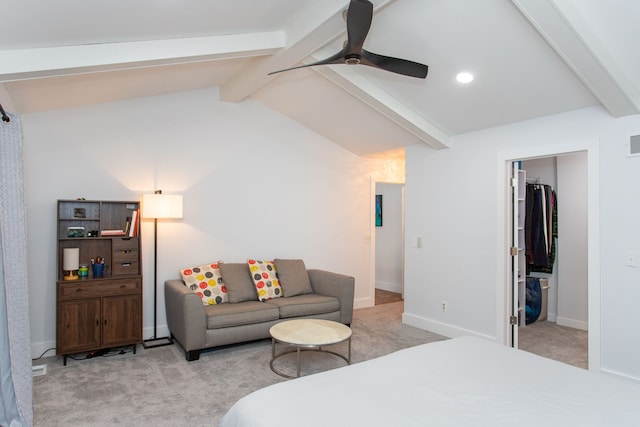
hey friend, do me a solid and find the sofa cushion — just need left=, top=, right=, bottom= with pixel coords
left=273, top=259, right=313, bottom=297
left=264, top=294, right=339, bottom=319
left=219, top=263, right=258, bottom=303
left=248, top=259, right=283, bottom=301
left=179, top=262, right=228, bottom=305
left=204, top=301, right=279, bottom=329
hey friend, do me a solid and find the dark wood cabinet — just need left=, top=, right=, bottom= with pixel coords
left=102, top=291, right=142, bottom=347
left=56, top=200, right=142, bottom=364
left=57, top=298, right=101, bottom=353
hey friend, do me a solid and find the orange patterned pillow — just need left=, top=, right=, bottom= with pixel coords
left=247, top=259, right=283, bottom=301
left=180, top=262, right=228, bottom=305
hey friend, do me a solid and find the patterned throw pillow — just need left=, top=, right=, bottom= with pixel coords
left=180, top=263, right=228, bottom=305
left=247, top=259, right=283, bottom=301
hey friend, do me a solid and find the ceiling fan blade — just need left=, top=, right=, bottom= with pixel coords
left=344, top=0, right=373, bottom=53
left=361, top=49, right=428, bottom=79
left=267, top=0, right=429, bottom=80
left=268, top=50, right=346, bottom=76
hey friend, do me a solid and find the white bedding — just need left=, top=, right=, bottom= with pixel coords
left=220, top=336, right=640, bottom=427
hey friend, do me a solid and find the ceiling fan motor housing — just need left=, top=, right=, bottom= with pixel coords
left=345, top=54, right=361, bottom=65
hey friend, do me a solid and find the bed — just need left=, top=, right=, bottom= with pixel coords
left=220, top=336, right=640, bottom=426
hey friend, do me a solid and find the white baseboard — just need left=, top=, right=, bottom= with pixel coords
left=600, top=367, right=640, bottom=382
left=402, top=312, right=495, bottom=341
left=354, top=296, right=374, bottom=310
left=375, top=280, right=403, bottom=294
left=32, top=325, right=174, bottom=358
left=143, top=324, right=171, bottom=341
left=556, top=316, right=588, bottom=331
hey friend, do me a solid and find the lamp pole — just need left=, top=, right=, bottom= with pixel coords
left=142, top=189, right=177, bottom=349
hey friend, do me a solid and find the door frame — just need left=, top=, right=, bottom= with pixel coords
left=370, top=179, right=406, bottom=305
left=496, top=141, right=600, bottom=371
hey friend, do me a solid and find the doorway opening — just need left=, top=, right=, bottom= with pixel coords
left=513, top=155, right=588, bottom=369
left=374, top=182, right=405, bottom=305
left=497, top=143, right=600, bottom=372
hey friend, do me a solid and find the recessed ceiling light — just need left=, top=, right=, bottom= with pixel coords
left=456, top=72, right=474, bottom=83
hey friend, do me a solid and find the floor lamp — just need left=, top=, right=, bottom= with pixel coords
left=141, top=190, right=183, bottom=349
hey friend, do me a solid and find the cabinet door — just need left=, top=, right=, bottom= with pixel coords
left=102, top=294, right=142, bottom=347
left=57, top=298, right=101, bottom=354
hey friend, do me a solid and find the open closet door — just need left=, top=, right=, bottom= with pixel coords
left=510, top=161, right=526, bottom=347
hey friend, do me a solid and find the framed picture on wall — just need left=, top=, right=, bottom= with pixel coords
left=375, top=194, right=383, bottom=227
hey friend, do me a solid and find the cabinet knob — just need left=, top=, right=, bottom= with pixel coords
left=76, top=288, right=83, bottom=292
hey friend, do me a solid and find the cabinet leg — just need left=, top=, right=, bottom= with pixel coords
left=133, top=343, right=137, bottom=354
left=63, top=355, right=67, bottom=366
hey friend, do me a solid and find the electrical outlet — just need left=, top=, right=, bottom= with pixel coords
left=625, top=252, right=638, bottom=267
left=441, top=301, right=447, bottom=312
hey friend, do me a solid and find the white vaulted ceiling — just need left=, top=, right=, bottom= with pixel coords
left=1, top=0, right=638, bottom=155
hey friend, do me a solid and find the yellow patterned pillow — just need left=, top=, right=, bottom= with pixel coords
left=247, top=259, right=283, bottom=301
left=180, top=262, right=228, bottom=305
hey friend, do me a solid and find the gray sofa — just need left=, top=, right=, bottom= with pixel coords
left=165, top=263, right=355, bottom=361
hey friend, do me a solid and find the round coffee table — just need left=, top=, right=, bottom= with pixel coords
left=269, top=319, right=352, bottom=379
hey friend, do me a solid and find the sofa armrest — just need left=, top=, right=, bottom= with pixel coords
left=164, top=279, right=206, bottom=351
left=308, top=269, right=355, bottom=325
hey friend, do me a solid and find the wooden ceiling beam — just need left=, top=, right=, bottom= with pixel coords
left=0, top=32, right=284, bottom=81
left=513, top=0, right=640, bottom=117
left=219, top=0, right=352, bottom=102
left=311, top=63, right=450, bottom=149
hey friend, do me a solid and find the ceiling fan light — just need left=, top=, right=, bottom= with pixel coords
left=456, top=72, right=474, bottom=83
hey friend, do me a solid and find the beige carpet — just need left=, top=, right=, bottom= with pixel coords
left=32, top=304, right=587, bottom=426
left=33, top=302, right=445, bottom=426
left=518, top=320, right=588, bottom=369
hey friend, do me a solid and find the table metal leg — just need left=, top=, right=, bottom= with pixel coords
left=272, top=338, right=276, bottom=360
left=270, top=335, right=352, bottom=379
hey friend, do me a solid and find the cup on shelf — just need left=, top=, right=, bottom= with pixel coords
left=92, top=263, right=105, bottom=277
left=78, top=264, right=89, bottom=278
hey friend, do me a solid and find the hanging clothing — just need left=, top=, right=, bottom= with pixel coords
left=538, top=190, right=557, bottom=274
left=525, top=183, right=557, bottom=274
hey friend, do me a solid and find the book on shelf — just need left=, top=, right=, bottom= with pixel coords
left=124, top=216, right=131, bottom=236
left=101, top=229, right=126, bottom=236
left=129, top=209, right=139, bottom=237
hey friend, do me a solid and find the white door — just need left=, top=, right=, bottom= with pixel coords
left=510, top=161, right=526, bottom=347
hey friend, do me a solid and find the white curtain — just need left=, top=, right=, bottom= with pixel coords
left=0, top=113, right=33, bottom=427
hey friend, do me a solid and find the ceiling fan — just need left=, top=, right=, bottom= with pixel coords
left=268, top=0, right=428, bottom=79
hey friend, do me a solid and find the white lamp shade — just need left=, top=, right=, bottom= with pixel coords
left=141, top=193, right=183, bottom=219
left=63, top=248, right=80, bottom=270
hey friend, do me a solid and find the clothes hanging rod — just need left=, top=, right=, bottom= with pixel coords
left=0, top=103, right=10, bottom=123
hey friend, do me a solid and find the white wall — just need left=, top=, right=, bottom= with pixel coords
left=556, top=152, right=588, bottom=330
left=375, top=183, right=404, bottom=293
left=404, top=106, right=640, bottom=380
left=22, top=88, right=382, bottom=356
